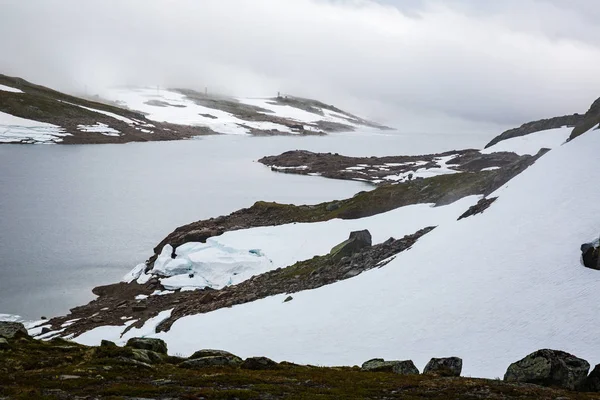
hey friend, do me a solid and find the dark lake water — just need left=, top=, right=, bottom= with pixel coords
left=0, top=131, right=489, bottom=319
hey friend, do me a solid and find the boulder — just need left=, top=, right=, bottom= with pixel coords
left=241, top=356, right=279, bottom=370
left=330, top=230, right=372, bottom=261
left=580, top=364, right=600, bottom=392
left=190, top=349, right=239, bottom=359
left=423, top=357, right=463, bottom=377
left=361, top=358, right=419, bottom=375
left=180, top=355, right=242, bottom=369
left=0, top=322, right=28, bottom=339
left=131, top=348, right=164, bottom=364
left=581, top=242, right=599, bottom=270
left=100, top=340, right=117, bottom=347
left=504, top=349, right=590, bottom=390
left=0, top=338, right=9, bottom=350
left=125, top=337, right=168, bottom=355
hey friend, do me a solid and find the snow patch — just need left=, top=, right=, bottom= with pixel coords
left=0, top=84, right=23, bottom=93
left=77, top=123, right=120, bottom=136
left=0, top=111, right=70, bottom=143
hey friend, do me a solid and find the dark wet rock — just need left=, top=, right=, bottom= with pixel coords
left=180, top=355, right=242, bottom=368
left=101, top=340, right=117, bottom=347
left=424, top=357, right=463, bottom=377
left=361, top=358, right=419, bottom=375
left=41, top=327, right=51, bottom=334
left=580, top=364, right=600, bottom=392
left=284, top=296, right=293, bottom=303
left=484, top=114, right=583, bottom=149
left=126, top=338, right=168, bottom=355
left=241, top=356, right=279, bottom=370
left=458, top=197, right=498, bottom=220
left=581, top=241, right=599, bottom=270
left=504, top=349, right=590, bottom=390
left=0, top=322, right=28, bottom=339
left=330, top=230, right=372, bottom=261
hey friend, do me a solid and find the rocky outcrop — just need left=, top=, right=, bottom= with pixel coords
left=423, top=357, right=463, bottom=377
left=581, top=240, right=599, bottom=270
left=504, top=349, right=590, bottom=390
left=241, top=356, right=279, bottom=370
left=330, top=229, right=372, bottom=261
left=580, top=364, right=600, bottom=392
left=0, top=321, right=28, bottom=339
left=181, top=350, right=243, bottom=369
left=570, top=96, right=600, bottom=141
left=361, top=358, right=419, bottom=375
left=485, top=114, right=583, bottom=149
left=125, top=337, right=168, bottom=354
left=458, top=197, right=498, bottom=220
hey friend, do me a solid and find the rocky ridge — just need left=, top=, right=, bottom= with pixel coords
left=3, top=324, right=600, bottom=399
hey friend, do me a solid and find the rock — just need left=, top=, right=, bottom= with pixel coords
left=361, top=358, right=419, bottom=375
left=423, top=357, right=463, bottom=377
left=326, top=202, right=340, bottom=212
left=241, top=356, right=279, bottom=370
left=100, top=340, right=117, bottom=347
left=330, top=229, right=372, bottom=261
left=581, top=241, right=599, bottom=270
left=0, top=338, right=9, bottom=350
left=284, top=296, right=293, bottom=303
left=504, top=349, right=590, bottom=390
left=130, top=348, right=164, bottom=364
left=190, top=349, right=240, bottom=359
left=59, top=375, right=80, bottom=380
left=580, top=364, right=600, bottom=392
left=180, top=355, right=242, bottom=368
left=0, top=322, right=28, bottom=339
left=115, top=356, right=154, bottom=369
left=344, top=269, right=361, bottom=278
left=126, top=337, right=168, bottom=355
left=41, top=327, right=51, bottom=334
left=132, top=304, right=147, bottom=312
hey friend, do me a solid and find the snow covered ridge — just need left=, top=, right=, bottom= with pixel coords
left=100, top=87, right=390, bottom=136
left=0, top=74, right=212, bottom=144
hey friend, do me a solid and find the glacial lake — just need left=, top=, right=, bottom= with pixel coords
left=0, top=130, right=491, bottom=319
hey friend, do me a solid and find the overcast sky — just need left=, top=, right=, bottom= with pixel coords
left=2, top=0, right=600, bottom=133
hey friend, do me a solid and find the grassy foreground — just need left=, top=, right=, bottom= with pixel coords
left=1, top=336, right=599, bottom=399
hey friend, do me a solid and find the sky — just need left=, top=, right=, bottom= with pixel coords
left=2, top=0, right=600, bottom=133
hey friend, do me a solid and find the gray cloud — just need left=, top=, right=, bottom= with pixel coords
left=2, top=0, right=600, bottom=133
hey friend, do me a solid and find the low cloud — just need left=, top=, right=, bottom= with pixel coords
left=2, top=0, right=600, bottom=133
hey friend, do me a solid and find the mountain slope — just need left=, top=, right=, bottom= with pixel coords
left=0, top=74, right=388, bottom=144
left=55, top=127, right=600, bottom=379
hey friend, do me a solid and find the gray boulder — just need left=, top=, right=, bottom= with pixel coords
left=125, top=337, right=168, bottom=355
left=131, top=348, right=165, bottom=364
left=361, top=358, right=419, bottom=375
left=241, top=356, right=279, bottom=370
left=190, top=349, right=239, bottom=359
left=330, top=230, right=372, bottom=261
left=423, top=357, right=463, bottom=377
left=504, top=349, right=590, bottom=390
left=0, top=322, right=28, bottom=339
left=180, top=355, right=242, bottom=369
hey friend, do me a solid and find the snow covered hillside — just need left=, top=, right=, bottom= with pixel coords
left=67, top=129, right=600, bottom=379
left=101, top=87, right=389, bottom=136
left=0, top=74, right=386, bottom=144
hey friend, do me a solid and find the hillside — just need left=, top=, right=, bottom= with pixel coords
left=0, top=74, right=388, bottom=144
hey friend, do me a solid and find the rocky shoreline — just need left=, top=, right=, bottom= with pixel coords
left=3, top=322, right=600, bottom=399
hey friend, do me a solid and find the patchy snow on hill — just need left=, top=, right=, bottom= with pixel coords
left=0, top=111, right=70, bottom=143
left=75, top=130, right=600, bottom=379
left=102, top=88, right=296, bottom=135
left=0, top=84, right=23, bottom=93
left=127, top=196, right=480, bottom=291
left=77, top=123, right=120, bottom=136
left=481, top=126, right=572, bottom=155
